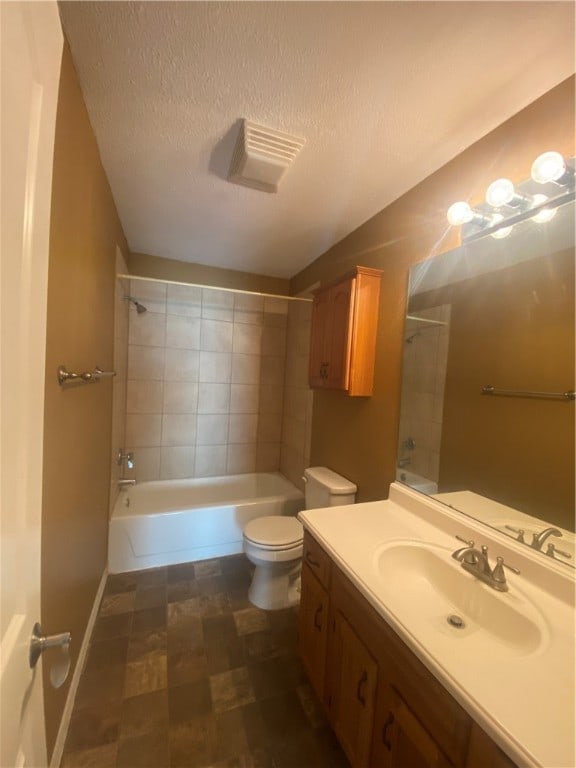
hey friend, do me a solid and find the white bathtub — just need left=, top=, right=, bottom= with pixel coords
left=108, top=472, right=304, bottom=573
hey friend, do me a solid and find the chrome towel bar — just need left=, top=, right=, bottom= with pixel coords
left=57, top=364, right=116, bottom=386
left=481, top=385, right=575, bottom=401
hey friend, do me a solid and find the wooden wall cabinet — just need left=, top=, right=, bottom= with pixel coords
left=298, top=531, right=519, bottom=768
left=309, top=266, right=382, bottom=396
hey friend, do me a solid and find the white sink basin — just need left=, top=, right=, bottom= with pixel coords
left=373, top=541, right=548, bottom=657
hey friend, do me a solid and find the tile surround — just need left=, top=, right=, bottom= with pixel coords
left=398, top=304, right=451, bottom=482
left=123, top=280, right=313, bottom=484
left=62, top=555, right=349, bottom=768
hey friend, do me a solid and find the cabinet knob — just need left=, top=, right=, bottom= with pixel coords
left=382, top=712, right=395, bottom=750
left=356, top=669, right=368, bottom=706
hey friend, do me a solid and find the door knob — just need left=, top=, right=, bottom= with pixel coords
left=29, top=622, right=71, bottom=688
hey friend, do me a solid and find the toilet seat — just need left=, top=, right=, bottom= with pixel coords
left=243, top=516, right=303, bottom=549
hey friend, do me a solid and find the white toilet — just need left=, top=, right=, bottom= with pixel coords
left=243, top=466, right=357, bottom=610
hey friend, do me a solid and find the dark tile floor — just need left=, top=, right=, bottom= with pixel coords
left=61, top=555, right=349, bottom=768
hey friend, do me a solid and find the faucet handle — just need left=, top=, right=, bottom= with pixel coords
left=495, top=556, right=520, bottom=575
left=455, top=535, right=474, bottom=547
left=505, top=525, right=525, bottom=543
left=546, top=543, right=572, bottom=560
left=491, top=556, right=520, bottom=591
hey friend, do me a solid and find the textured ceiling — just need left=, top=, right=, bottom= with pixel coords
left=59, top=2, right=574, bottom=279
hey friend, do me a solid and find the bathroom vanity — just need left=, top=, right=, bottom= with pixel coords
left=298, top=484, right=575, bottom=768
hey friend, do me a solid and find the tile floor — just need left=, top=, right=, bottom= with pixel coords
left=61, top=555, right=349, bottom=768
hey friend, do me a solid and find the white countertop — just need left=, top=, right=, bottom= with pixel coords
left=299, top=483, right=575, bottom=768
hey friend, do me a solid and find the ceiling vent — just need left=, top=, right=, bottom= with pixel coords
left=228, top=120, right=306, bottom=193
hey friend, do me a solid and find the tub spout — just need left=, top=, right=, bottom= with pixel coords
left=118, top=479, right=135, bottom=489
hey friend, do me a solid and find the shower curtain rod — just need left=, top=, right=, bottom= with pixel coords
left=406, top=315, right=448, bottom=326
left=117, top=273, right=312, bottom=302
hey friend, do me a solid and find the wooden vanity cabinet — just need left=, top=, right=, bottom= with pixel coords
left=298, top=562, right=330, bottom=701
left=298, top=531, right=519, bottom=768
left=326, top=609, right=378, bottom=767
left=373, top=685, right=452, bottom=768
left=308, top=266, right=382, bottom=396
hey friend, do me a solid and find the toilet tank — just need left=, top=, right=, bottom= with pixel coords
left=303, top=467, right=357, bottom=509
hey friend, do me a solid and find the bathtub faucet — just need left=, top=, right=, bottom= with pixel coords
left=117, top=450, right=134, bottom=470
left=118, top=479, right=135, bottom=489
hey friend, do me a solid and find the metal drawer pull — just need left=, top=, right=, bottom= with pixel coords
left=356, top=670, right=368, bottom=706
left=313, top=604, right=323, bottom=630
left=382, top=712, right=394, bottom=750
left=306, top=552, right=320, bottom=568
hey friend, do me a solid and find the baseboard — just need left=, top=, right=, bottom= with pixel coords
left=49, top=567, right=108, bottom=768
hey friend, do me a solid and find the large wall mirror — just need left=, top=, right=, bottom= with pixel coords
left=397, top=197, right=574, bottom=567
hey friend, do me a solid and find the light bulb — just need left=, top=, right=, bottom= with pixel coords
left=486, top=178, right=515, bottom=208
left=490, top=214, right=513, bottom=239
left=531, top=193, right=557, bottom=223
left=531, top=151, right=566, bottom=184
left=447, top=201, right=474, bottom=226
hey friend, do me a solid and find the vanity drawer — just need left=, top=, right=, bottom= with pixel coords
left=302, top=531, right=331, bottom=588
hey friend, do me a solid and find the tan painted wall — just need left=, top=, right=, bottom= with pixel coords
left=290, top=76, right=575, bottom=503
left=41, top=44, right=128, bottom=758
left=127, top=251, right=290, bottom=296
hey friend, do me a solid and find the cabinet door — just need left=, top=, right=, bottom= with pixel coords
left=298, top=563, right=330, bottom=701
left=329, top=610, right=378, bottom=768
left=325, top=278, right=355, bottom=390
left=373, top=685, right=451, bottom=768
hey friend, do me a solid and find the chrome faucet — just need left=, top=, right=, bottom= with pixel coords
left=451, top=536, right=519, bottom=592
left=117, top=450, right=134, bottom=470
left=530, top=526, right=561, bottom=552
left=118, top=478, right=135, bottom=489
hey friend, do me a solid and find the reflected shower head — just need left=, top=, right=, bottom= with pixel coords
left=124, top=296, right=147, bottom=313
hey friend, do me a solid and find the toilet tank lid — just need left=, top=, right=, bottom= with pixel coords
left=304, top=467, right=357, bottom=495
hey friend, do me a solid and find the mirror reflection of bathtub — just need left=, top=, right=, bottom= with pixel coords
left=395, top=468, right=438, bottom=494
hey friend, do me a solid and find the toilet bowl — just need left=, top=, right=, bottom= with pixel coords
left=244, top=516, right=304, bottom=610
left=243, top=467, right=356, bottom=610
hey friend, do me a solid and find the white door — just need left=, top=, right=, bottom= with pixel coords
left=0, top=2, right=63, bottom=766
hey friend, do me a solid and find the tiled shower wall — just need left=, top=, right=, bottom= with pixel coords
left=109, top=251, right=129, bottom=511
left=122, top=279, right=312, bottom=484
left=280, top=300, right=313, bottom=491
left=397, top=305, right=451, bottom=482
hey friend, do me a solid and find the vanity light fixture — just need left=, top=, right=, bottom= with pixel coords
left=446, top=201, right=493, bottom=227
left=485, top=178, right=534, bottom=209
left=489, top=214, right=513, bottom=239
left=446, top=150, right=574, bottom=240
left=531, top=193, right=557, bottom=224
left=531, top=151, right=574, bottom=186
